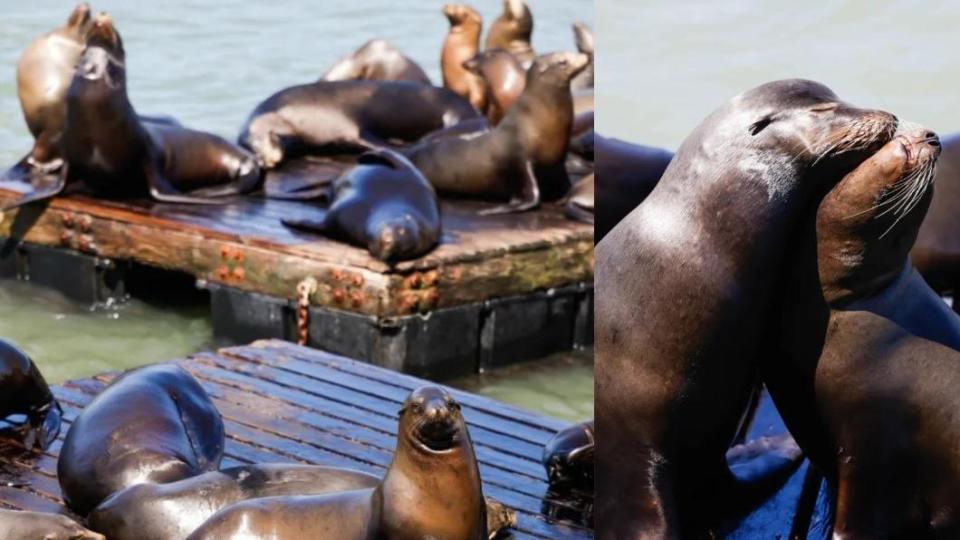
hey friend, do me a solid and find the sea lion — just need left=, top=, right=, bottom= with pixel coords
left=3, top=13, right=259, bottom=210
left=911, top=132, right=960, bottom=307
left=543, top=420, right=594, bottom=489
left=239, top=79, right=480, bottom=169
left=282, top=148, right=441, bottom=262
left=463, top=49, right=525, bottom=125
left=770, top=129, right=960, bottom=538
left=441, top=4, right=486, bottom=111
left=570, top=22, right=594, bottom=91
left=595, top=79, right=897, bottom=538
left=88, top=464, right=381, bottom=540
left=563, top=172, right=594, bottom=224
left=0, top=340, right=61, bottom=451
left=187, top=386, right=488, bottom=540
left=321, top=39, right=432, bottom=85
left=0, top=509, right=104, bottom=540
left=11, top=3, right=91, bottom=175
left=405, top=52, right=589, bottom=214
left=485, top=0, right=534, bottom=66
left=57, top=363, right=225, bottom=516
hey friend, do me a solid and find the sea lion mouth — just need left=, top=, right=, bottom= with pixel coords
left=86, top=13, right=121, bottom=51
left=868, top=129, right=939, bottom=238
left=413, top=418, right=461, bottom=452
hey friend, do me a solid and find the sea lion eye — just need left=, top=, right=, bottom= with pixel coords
left=749, top=116, right=774, bottom=136
left=810, top=104, right=839, bottom=113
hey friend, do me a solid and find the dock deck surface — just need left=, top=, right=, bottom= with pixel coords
left=0, top=340, right=593, bottom=539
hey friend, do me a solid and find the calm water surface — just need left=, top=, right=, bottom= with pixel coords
left=0, top=0, right=593, bottom=420
left=598, top=0, right=959, bottom=148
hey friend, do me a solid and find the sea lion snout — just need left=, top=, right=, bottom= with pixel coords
left=67, top=3, right=93, bottom=29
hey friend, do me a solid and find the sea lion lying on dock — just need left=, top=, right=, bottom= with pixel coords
left=282, top=148, right=441, bottom=262
left=0, top=339, right=61, bottom=451
left=187, top=386, right=493, bottom=540
left=405, top=52, right=589, bottom=215
left=9, top=3, right=91, bottom=178
left=0, top=509, right=104, bottom=540
left=3, top=13, right=261, bottom=211
left=239, top=79, right=480, bottom=170
left=321, top=39, right=431, bottom=86
left=58, top=363, right=224, bottom=516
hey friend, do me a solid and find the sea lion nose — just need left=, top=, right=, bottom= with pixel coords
left=926, top=131, right=941, bottom=148
left=425, top=401, right=448, bottom=420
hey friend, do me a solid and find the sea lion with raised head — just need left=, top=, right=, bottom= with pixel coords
left=463, top=48, right=525, bottom=125
left=544, top=420, right=594, bottom=489
left=187, top=386, right=489, bottom=540
left=4, top=13, right=260, bottom=210
left=769, top=128, right=960, bottom=538
left=571, top=22, right=594, bottom=91
left=239, top=79, right=480, bottom=169
left=0, top=340, right=61, bottom=451
left=57, top=363, right=224, bottom=516
left=0, top=509, right=104, bottom=540
left=485, top=0, right=534, bottom=66
left=9, top=3, right=91, bottom=177
left=406, top=52, right=589, bottom=214
left=282, top=148, right=441, bottom=262
left=441, top=4, right=486, bottom=111
left=322, top=39, right=431, bottom=85
left=595, top=79, right=897, bottom=538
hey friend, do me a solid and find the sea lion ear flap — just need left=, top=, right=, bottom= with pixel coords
left=749, top=113, right=779, bottom=136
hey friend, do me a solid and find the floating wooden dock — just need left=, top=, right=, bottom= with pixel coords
left=0, top=340, right=593, bottom=539
left=0, top=184, right=593, bottom=378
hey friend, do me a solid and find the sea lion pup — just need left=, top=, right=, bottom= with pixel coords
left=0, top=509, right=104, bottom=540
left=321, top=39, right=432, bottom=85
left=57, top=363, right=225, bottom=516
left=88, top=464, right=381, bottom=540
left=595, top=79, right=897, bottom=539
left=3, top=13, right=259, bottom=210
left=0, top=339, right=61, bottom=451
left=238, top=79, right=480, bottom=170
left=570, top=22, right=594, bottom=90
left=282, top=148, right=441, bottom=262
left=187, top=386, right=489, bottom=540
left=441, top=4, right=486, bottom=111
left=405, top=52, right=589, bottom=215
left=911, top=132, right=960, bottom=309
left=10, top=3, right=91, bottom=177
left=463, top=49, right=525, bottom=125
left=770, top=129, right=960, bottom=538
left=543, top=420, right=594, bottom=489
left=485, top=0, right=534, bottom=67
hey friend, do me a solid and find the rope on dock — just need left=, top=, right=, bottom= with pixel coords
left=295, top=277, right=318, bottom=346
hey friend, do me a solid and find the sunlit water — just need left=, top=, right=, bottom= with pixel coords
left=598, top=0, right=958, bottom=149
left=0, top=0, right=593, bottom=419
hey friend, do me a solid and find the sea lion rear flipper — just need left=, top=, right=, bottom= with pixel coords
left=564, top=200, right=595, bottom=224
left=0, top=163, right=69, bottom=211
left=1, top=153, right=33, bottom=183
left=478, top=161, right=540, bottom=215
left=145, top=163, right=226, bottom=205
left=282, top=210, right=331, bottom=232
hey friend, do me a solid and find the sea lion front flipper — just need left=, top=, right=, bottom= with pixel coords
left=281, top=210, right=332, bottom=232
left=484, top=497, right=518, bottom=539
left=478, top=161, right=540, bottom=215
left=22, top=400, right=62, bottom=451
left=0, top=163, right=69, bottom=211
left=564, top=200, right=595, bottom=224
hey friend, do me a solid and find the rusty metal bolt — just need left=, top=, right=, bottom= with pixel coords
left=332, top=288, right=346, bottom=304
left=352, top=274, right=364, bottom=287
left=220, top=246, right=230, bottom=259
left=232, top=267, right=245, bottom=281
left=423, top=269, right=440, bottom=286
left=217, top=266, right=229, bottom=280
left=233, top=252, right=243, bottom=263
left=350, top=291, right=364, bottom=307
left=78, top=214, right=93, bottom=232
left=406, top=273, right=422, bottom=289
left=331, top=269, right=345, bottom=282
left=61, top=213, right=75, bottom=228
left=60, top=230, right=73, bottom=247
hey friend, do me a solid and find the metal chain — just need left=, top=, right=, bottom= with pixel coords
left=295, top=277, right=318, bottom=346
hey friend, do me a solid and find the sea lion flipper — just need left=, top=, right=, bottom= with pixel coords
left=281, top=211, right=331, bottom=232
left=145, top=163, right=226, bottom=205
left=0, top=164, right=68, bottom=211
left=478, top=161, right=540, bottom=215
left=564, top=200, right=595, bottom=224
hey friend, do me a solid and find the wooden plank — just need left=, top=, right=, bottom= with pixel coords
left=0, top=342, right=592, bottom=539
left=0, top=185, right=593, bottom=317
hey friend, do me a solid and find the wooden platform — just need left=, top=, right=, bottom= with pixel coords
left=0, top=185, right=593, bottom=317
left=0, top=340, right=593, bottom=539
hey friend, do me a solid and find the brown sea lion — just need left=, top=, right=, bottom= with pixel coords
left=595, top=79, right=897, bottom=539
left=281, top=148, right=441, bottom=262
left=3, top=13, right=260, bottom=210
left=238, top=79, right=480, bottom=169
left=441, top=4, right=486, bottom=111
left=768, top=129, right=960, bottom=538
left=570, top=22, right=594, bottom=91
left=911, top=132, right=960, bottom=309
left=0, top=509, right=104, bottom=540
left=187, top=386, right=489, bottom=540
left=57, top=363, right=225, bottom=516
left=11, top=3, right=91, bottom=175
left=321, top=39, right=431, bottom=85
left=405, top=52, right=589, bottom=214
left=0, top=340, right=61, bottom=451
left=485, top=0, right=534, bottom=66
left=463, top=49, right=525, bottom=125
